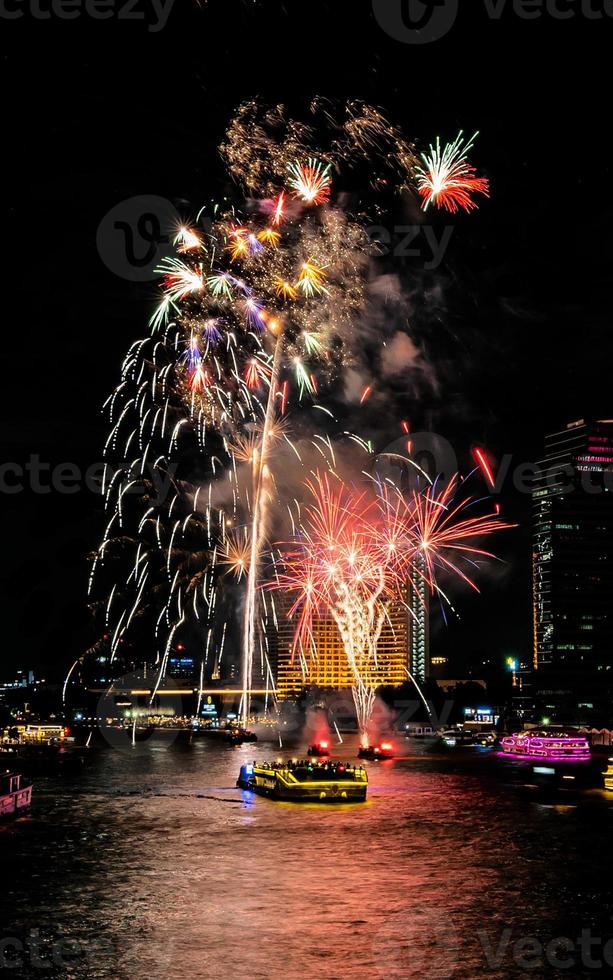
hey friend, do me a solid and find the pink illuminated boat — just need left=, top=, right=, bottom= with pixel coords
left=0, top=772, right=32, bottom=818
left=499, top=728, right=591, bottom=763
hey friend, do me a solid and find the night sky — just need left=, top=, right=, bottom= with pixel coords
left=2, top=1, right=612, bottom=681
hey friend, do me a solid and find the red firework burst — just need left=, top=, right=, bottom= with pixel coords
left=416, top=131, right=490, bottom=214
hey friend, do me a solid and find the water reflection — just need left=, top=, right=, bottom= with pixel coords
left=2, top=736, right=613, bottom=978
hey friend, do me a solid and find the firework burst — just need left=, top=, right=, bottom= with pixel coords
left=270, top=471, right=511, bottom=739
left=287, top=158, right=332, bottom=205
left=157, top=257, right=205, bottom=300
left=416, top=131, right=490, bottom=214
left=405, top=475, right=513, bottom=598
left=220, top=528, right=251, bottom=581
left=244, top=356, right=272, bottom=390
left=86, top=102, right=493, bottom=732
left=270, top=473, right=405, bottom=740
left=175, top=226, right=202, bottom=252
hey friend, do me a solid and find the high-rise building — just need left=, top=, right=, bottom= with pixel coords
left=532, top=419, right=613, bottom=718
left=168, top=654, right=196, bottom=679
left=408, top=555, right=430, bottom=683
left=273, top=590, right=420, bottom=699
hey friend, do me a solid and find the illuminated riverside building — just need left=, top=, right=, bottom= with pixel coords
left=532, top=419, right=613, bottom=719
left=273, top=586, right=429, bottom=699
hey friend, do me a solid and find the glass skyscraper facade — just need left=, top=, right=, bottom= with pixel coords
left=408, top=555, right=430, bottom=684
left=533, top=420, right=613, bottom=718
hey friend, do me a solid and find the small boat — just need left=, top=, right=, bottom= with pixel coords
left=222, top=727, right=258, bottom=745
left=404, top=726, right=435, bottom=739
left=307, top=740, right=330, bottom=757
left=130, top=723, right=157, bottom=743
left=358, top=741, right=395, bottom=761
left=473, top=731, right=497, bottom=747
left=237, top=759, right=368, bottom=802
left=440, top=729, right=476, bottom=747
left=499, top=728, right=591, bottom=762
left=194, top=725, right=258, bottom=745
left=0, top=772, right=32, bottom=818
left=237, top=728, right=258, bottom=744
left=0, top=740, right=85, bottom=775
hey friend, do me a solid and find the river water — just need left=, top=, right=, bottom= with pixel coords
left=2, top=735, right=613, bottom=979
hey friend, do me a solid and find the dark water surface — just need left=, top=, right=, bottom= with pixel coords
left=2, top=736, right=613, bottom=979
